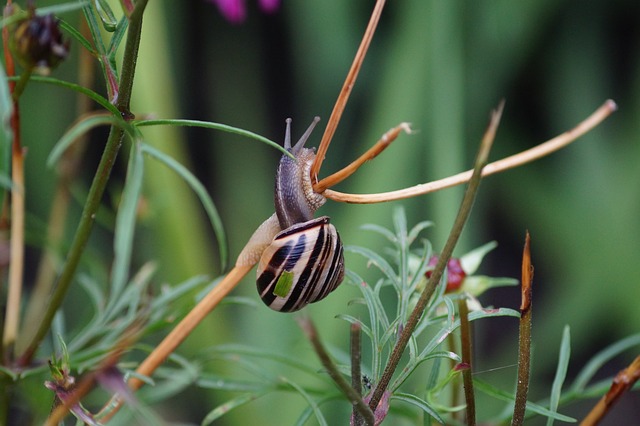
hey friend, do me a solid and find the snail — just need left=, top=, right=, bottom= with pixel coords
left=236, top=117, right=345, bottom=312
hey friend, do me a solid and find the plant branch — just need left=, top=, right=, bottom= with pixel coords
left=18, top=0, right=149, bottom=366
left=313, top=123, right=411, bottom=193
left=310, top=0, right=386, bottom=183
left=512, top=231, right=533, bottom=425
left=458, top=297, right=476, bottom=425
left=351, top=323, right=365, bottom=426
left=368, top=101, right=503, bottom=411
left=323, top=100, right=616, bottom=204
left=2, top=2, right=25, bottom=357
left=580, top=355, right=640, bottom=426
left=297, top=317, right=375, bottom=426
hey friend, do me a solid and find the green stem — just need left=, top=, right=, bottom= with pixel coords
left=18, top=0, right=149, bottom=365
left=367, top=102, right=503, bottom=412
left=512, top=232, right=533, bottom=426
left=297, top=317, right=375, bottom=426
left=351, top=323, right=365, bottom=426
left=11, top=68, right=32, bottom=102
left=458, top=297, right=476, bottom=425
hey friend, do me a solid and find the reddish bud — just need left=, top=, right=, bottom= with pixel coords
left=425, top=256, right=467, bottom=292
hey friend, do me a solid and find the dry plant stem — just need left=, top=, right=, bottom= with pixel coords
left=1, top=3, right=27, bottom=353
left=18, top=0, right=149, bottom=365
left=458, top=297, right=476, bottom=426
left=324, top=100, right=617, bottom=204
left=313, top=123, right=411, bottom=193
left=351, top=323, right=365, bottom=426
left=309, top=0, right=386, bottom=182
left=512, top=231, right=533, bottom=426
left=368, top=102, right=503, bottom=412
left=97, top=264, right=253, bottom=422
left=3, top=117, right=24, bottom=352
left=297, top=317, right=375, bottom=426
left=580, top=355, right=640, bottom=426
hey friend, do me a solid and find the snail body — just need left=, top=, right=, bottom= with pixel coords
left=250, top=117, right=345, bottom=312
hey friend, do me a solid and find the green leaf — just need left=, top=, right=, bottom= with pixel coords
left=460, top=241, right=498, bottom=275
left=294, top=394, right=342, bottom=426
left=571, top=333, right=640, bottom=392
left=392, top=392, right=446, bottom=424
left=141, top=143, right=229, bottom=270
left=93, top=0, right=117, bottom=31
left=546, top=326, right=571, bottom=426
left=37, top=1, right=90, bottom=16
left=107, top=16, right=129, bottom=57
left=360, top=223, right=397, bottom=244
left=134, top=118, right=292, bottom=158
left=58, top=18, right=96, bottom=54
left=474, top=378, right=576, bottom=422
left=281, top=377, right=328, bottom=426
left=109, top=140, right=144, bottom=298
left=407, top=220, right=434, bottom=245
left=202, top=391, right=269, bottom=425
left=346, top=245, right=398, bottom=283
left=48, top=114, right=134, bottom=167
left=207, top=344, right=323, bottom=378
left=197, top=374, right=267, bottom=392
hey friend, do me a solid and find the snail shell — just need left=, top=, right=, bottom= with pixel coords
left=255, top=117, right=345, bottom=312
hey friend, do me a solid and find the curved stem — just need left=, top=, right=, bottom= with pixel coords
left=368, top=102, right=503, bottom=411
left=18, top=0, right=149, bottom=366
left=313, top=123, right=411, bottom=193
left=309, top=0, right=386, bottom=183
left=323, top=99, right=617, bottom=204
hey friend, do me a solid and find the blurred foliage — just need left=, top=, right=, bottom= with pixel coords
left=3, top=0, right=639, bottom=424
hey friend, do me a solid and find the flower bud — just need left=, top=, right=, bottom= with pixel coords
left=425, top=255, right=467, bottom=292
left=9, top=8, right=69, bottom=75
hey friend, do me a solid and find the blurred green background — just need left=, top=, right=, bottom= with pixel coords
left=15, top=0, right=639, bottom=424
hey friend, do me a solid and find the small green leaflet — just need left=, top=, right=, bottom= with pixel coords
left=274, top=270, right=294, bottom=298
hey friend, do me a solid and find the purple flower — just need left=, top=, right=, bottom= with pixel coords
left=209, top=0, right=280, bottom=24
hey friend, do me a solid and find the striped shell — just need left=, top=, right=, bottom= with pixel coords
left=257, top=216, right=344, bottom=312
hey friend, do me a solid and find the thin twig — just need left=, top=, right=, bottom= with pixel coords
left=351, top=323, right=365, bottom=426
left=3, top=121, right=24, bottom=353
left=512, top=231, right=533, bottom=426
left=368, top=101, right=504, bottom=411
left=309, top=0, right=386, bottom=183
left=580, top=355, right=640, bottom=426
left=313, top=123, right=411, bottom=193
left=323, top=100, right=617, bottom=204
left=458, top=297, right=476, bottom=426
left=297, top=317, right=375, bottom=426
left=1, top=3, right=26, bottom=355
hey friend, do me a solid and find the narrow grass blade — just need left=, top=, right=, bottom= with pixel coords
left=135, top=118, right=290, bottom=157
left=141, top=143, right=228, bottom=270
left=546, top=326, right=571, bottom=426
left=392, top=392, right=445, bottom=424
